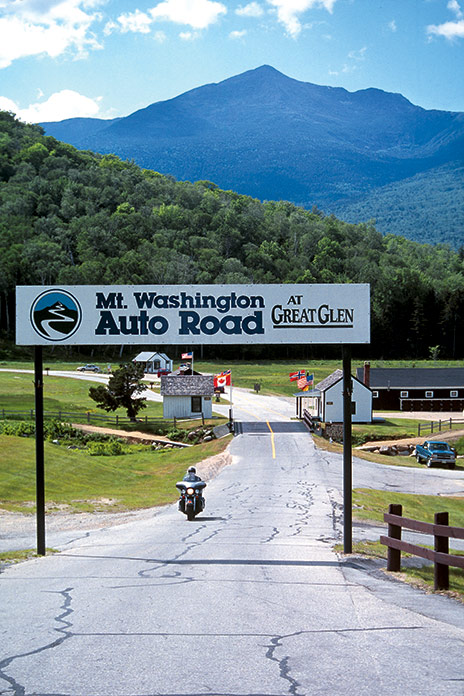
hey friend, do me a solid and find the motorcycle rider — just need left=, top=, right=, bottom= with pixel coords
left=183, top=466, right=202, bottom=482
left=180, top=466, right=205, bottom=510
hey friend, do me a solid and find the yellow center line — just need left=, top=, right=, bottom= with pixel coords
left=266, top=420, right=276, bottom=459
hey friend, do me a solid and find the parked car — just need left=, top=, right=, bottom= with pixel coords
left=157, top=369, right=171, bottom=377
left=76, top=364, right=101, bottom=373
left=415, top=440, right=456, bottom=469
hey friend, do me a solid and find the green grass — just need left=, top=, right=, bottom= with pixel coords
left=0, top=371, right=164, bottom=422
left=0, top=432, right=232, bottom=513
left=0, top=548, right=58, bottom=566
left=352, top=488, right=464, bottom=527
left=3, top=358, right=464, bottom=397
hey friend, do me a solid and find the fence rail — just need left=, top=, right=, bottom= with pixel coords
left=417, top=417, right=464, bottom=437
left=380, top=503, right=464, bottom=590
left=0, top=408, right=203, bottom=427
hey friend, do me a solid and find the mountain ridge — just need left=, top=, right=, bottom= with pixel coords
left=40, top=65, right=464, bottom=246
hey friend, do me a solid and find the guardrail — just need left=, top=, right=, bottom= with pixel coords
left=417, top=417, right=464, bottom=437
left=380, top=503, right=464, bottom=590
left=302, top=409, right=321, bottom=433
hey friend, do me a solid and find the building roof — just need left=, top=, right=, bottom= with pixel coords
left=315, top=369, right=371, bottom=394
left=134, top=351, right=171, bottom=362
left=356, top=367, right=464, bottom=389
left=315, top=369, right=343, bottom=392
left=160, top=375, right=214, bottom=396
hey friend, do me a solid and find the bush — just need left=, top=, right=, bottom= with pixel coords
left=87, top=439, right=125, bottom=456
left=0, top=421, right=35, bottom=437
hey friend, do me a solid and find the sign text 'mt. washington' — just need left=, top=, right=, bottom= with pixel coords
left=16, top=284, right=370, bottom=345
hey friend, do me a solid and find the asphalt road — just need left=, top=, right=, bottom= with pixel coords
left=1, top=385, right=464, bottom=695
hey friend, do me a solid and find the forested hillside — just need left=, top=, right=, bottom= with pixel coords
left=331, top=163, right=464, bottom=249
left=1, top=111, right=463, bottom=359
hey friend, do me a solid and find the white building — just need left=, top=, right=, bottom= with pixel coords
left=160, top=375, right=214, bottom=419
left=301, top=369, right=372, bottom=423
left=133, top=351, right=172, bottom=374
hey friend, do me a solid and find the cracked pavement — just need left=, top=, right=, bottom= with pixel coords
left=1, top=393, right=464, bottom=695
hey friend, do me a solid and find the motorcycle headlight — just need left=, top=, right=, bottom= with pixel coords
left=186, top=487, right=194, bottom=495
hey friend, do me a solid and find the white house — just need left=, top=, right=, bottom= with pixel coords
left=302, top=369, right=372, bottom=423
left=133, top=351, right=172, bottom=374
left=160, top=375, right=214, bottom=419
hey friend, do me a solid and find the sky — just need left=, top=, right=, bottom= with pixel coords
left=1, top=0, right=464, bottom=123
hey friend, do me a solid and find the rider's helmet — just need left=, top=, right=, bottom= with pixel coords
left=187, top=467, right=196, bottom=474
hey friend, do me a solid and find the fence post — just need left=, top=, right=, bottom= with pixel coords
left=434, top=511, right=449, bottom=591
left=87, top=411, right=90, bottom=423
left=387, top=503, right=402, bottom=572
left=116, top=415, right=118, bottom=426
left=438, top=419, right=441, bottom=432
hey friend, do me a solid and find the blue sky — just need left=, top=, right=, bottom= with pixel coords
left=1, top=0, right=464, bottom=122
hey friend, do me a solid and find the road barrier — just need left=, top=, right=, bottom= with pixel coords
left=380, top=503, right=464, bottom=590
left=417, top=417, right=464, bottom=437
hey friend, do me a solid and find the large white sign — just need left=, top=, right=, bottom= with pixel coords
left=16, top=284, right=370, bottom=345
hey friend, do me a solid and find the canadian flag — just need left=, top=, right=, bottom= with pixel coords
left=214, top=370, right=231, bottom=388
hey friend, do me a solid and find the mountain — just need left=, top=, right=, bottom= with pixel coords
left=40, top=65, right=464, bottom=246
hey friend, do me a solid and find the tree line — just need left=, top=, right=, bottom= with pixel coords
left=1, top=110, right=463, bottom=359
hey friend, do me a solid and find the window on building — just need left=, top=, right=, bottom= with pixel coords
left=351, top=402, right=356, bottom=415
left=450, top=391, right=458, bottom=398
left=191, top=396, right=202, bottom=413
left=372, top=391, right=379, bottom=398
left=425, top=391, right=434, bottom=398
left=400, top=391, right=408, bottom=398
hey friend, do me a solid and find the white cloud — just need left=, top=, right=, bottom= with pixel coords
left=150, top=0, right=227, bottom=30
left=117, top=10, right=153, bottom=33
left=427, top=0, right=464, bottom=40
left=0, top=89, right=102, bottom=123
left=266, top=0, right=336, bottom=38
left=179, top=30, right=200, bottom=39
left=236, top=2, right=264, bottom=17
left=427, top=18, right=464, bottom=39
left=388, top=19, right=397, bottom=32
left=448, top=0, right=463, bottom=18
left=153, top=30, right=167, bottom=42
left=229, top=29, right=247, bottom=38
left=0, top=0, right=102, bottom=68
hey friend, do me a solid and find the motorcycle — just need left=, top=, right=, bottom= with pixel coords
left=176, top=480, right=206, bottom=521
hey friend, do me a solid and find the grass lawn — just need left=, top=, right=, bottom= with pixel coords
left=352, top=488, right=464, bottom=527
left=0, top=371, right=165, bottom=422
left=0, top=432, right=232, bottom=513
left=2, top=357, right=464, bottom=397
left=336, top=488, right=464, bottom=599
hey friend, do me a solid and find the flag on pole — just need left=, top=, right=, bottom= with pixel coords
left=181, top=352, right=193, bottom=360
left=289, top=370, right=305, bottom=382
left=297, top=375, right=310, bottom=391
left=214, top=370, right=231, bottom=388
left=306, top=373, right=314, bottom=387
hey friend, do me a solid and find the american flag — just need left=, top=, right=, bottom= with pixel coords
left=181, top=352, right=193, bottom=359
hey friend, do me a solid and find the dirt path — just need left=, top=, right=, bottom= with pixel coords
left=71, top=422, right=186, bottom=446
left=358, top=428, right=464, bottom=449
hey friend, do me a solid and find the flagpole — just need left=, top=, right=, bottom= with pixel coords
left=192, top=351, right=194, bottom=375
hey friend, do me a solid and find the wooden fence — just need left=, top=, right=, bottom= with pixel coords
left=417, top=417, right=464, bottom=437
left=0, top=408, right=204, bottom=427
left=380, top=504, right=464, bottom=590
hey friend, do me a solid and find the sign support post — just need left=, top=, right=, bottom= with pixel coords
left=342, top=344, right=352, bottom=554
left=34, top=346, right=46, bottom=556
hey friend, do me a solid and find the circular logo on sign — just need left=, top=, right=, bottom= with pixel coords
left=30, top=289, right=82, bottom=341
